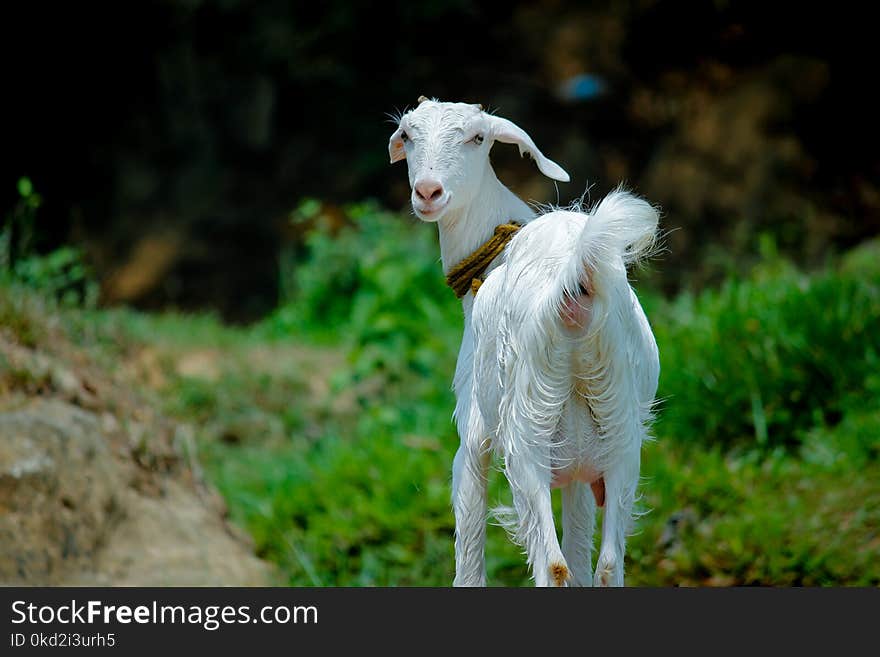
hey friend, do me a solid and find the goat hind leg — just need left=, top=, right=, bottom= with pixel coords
left=562, top=481, right=596, bottom=586
left=595, top=445, right=640, bottom=587
left=505, top=454, right=568, bottom=587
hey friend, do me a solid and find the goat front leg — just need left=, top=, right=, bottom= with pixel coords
left=595, top=443, right=640, bottom=587
left=451, top=425, right=490, bottom=587
left=562, top=481, right=596, bottom=586
left=505, top=453, right=569, bottom=586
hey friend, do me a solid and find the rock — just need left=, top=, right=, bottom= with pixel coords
left=0, top=398, right=273, bottom=586
left=50, top=364, right=81, bottom=397
left=63, top=479, right=270, bottom=586
left=0, top=400, right=123, bottom=583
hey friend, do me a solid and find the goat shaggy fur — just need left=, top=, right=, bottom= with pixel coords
left=389, top=98, right=660, bottom=586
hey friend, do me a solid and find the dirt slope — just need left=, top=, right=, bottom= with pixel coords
left=0, top=311, right=274, bottom=586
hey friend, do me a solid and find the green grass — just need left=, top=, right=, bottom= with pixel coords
left=644, top=255, right=880, bottom=451
left=3, top=207, right=878, bottom=586
left=171, top=209, right=880, bottom=586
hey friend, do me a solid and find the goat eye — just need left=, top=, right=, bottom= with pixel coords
left=471, top=134, right=484, bottom=145
left=401, top=131, right=410, bottom=143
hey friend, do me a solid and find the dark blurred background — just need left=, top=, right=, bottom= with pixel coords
left=3, top=1, right=880, bottom=588
left=3, top=0, right=877, bottom=321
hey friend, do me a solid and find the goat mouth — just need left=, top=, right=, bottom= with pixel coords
left=413, top=198, right=449, bottom=221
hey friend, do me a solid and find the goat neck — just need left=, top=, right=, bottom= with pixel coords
left=436, top=167, right=535, bottom=277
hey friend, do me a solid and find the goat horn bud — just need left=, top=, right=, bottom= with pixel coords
left=418, top=95, right=428, bottom=104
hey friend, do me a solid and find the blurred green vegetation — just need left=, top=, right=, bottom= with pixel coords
left=646, top=236, right=880, bottom=452
left=1, top=178, right=97, bottom=309
left=2, top=201, right=878, bottom=586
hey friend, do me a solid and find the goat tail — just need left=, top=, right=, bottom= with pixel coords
left=577, top=186, right=660, bottom=272
left=498, top=187, right=660, bottom=325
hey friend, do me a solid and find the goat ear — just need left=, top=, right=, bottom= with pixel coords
left=388, top=126, right=406, bottom=164
left=487, top=116, right=570, bottom=183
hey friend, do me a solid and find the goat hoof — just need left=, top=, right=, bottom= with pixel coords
left=550, top=562, right=570, bottom=587
left=595, top=554, right=620, bottom=587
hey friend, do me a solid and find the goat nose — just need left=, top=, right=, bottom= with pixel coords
left=415, top=179, right=444, bottom=202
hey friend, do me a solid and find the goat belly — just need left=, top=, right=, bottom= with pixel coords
left=551, top=397, right=606, bottom=505
left=550, top=461, right=600, bottom=488
left=550, top=462, right=605, bottom=507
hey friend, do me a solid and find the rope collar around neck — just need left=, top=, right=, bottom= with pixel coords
left=445, top=222, right=521, bottom=299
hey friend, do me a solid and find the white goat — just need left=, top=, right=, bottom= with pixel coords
left=388, top=98, right=660, bottom=587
